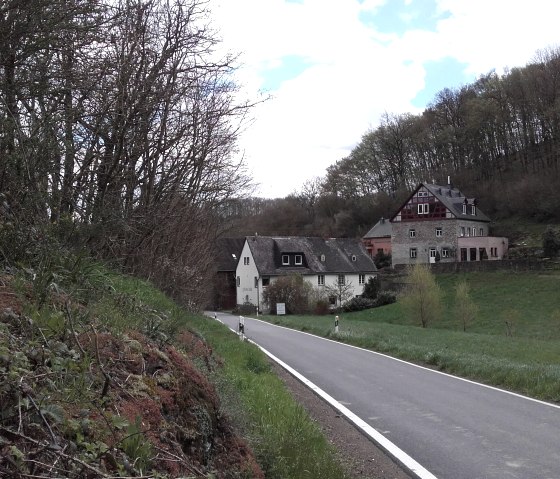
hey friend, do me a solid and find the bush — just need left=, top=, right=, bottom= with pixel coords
left=542, top=226, right=560, bottom=257
left=362, top=276, right=380, bottom=299
left=342, top=297, right=376, bottom=312
left=374, top=291, right=396, bottom=307
left=233, top=302, right=257, bottom=316
left=262, top=275, right=313, bottom=315
left=313, top=299, right=331, bottom=315
left=373, top=250, right=391, bottom=269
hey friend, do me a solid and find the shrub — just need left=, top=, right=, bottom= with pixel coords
left=542, top=226, right=560, bottom=257
left=342, top=297, right=376, bottom=312
left=362, top=276, right=380, bottom=299
left=374, top=291, right=396, bottom=307
left=262, top=275, right=313, bottom=315
left=373, top=250, right=391, bottom=269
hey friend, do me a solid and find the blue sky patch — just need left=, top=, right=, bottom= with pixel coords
left=360, top=0, right=450, bottom=35
left=412, top=57, right=475, bottom=108
left=260, top=55, right=312, bottom=91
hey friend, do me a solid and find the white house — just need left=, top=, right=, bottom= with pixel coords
left=235, top=236, right=377, bottom=312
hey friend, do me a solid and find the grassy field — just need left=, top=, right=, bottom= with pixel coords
left=258, top=269, right=560, bottom=402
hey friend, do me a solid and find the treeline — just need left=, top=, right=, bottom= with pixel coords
left=0, top=0, right=252, bottom=308
left=226, top=47, right=560, bottom=239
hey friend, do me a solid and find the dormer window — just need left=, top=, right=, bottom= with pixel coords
left=282, top=254, right=289, bottom=265
left=320, top=254, right=325, bottom=262
left=471, top=205, right=476, bottom=215
left=295, top=254, right=303, bottom=265
left=351, top=255, right=356, bottom=262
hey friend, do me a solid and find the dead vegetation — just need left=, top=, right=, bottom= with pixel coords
left=0, top=275, right=263, bottom=478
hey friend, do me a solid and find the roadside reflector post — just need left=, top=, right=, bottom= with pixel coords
left=335, top=315, right=339, bottom=333
left=239, top=316, right=245, bottom=340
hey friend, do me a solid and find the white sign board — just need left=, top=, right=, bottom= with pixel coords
left=276, top=303, right=286, bottom=315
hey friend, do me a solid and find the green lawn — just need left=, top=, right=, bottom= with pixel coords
left=258, top=270, right=560, bottom=402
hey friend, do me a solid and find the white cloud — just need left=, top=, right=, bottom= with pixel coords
left=211, top=0, right=560, bottom=198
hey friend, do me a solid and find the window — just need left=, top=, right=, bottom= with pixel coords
left=318, top=274, right=325, bottom=286
left=320, top=254, right=326, bottom=262
left=359, top=274, right=365, bottom=285
left=282, top=254, right=289, bottom=265
left=351, top=255, right=357, bottom=262
left=262, top=277, right=270, bottom=287
left=418, top=203, right=429, bottom=214
left=236, top=276, right=240, bottom=287
left=479, top=228, right=484, bottom=236
left=338, top=274, right=345, bottom=285
left=254, top=277, right=258, bottom=288
left=467, top=227, right=471, bottom=237
left=243, top=256, right=249, bottom=265
left=436, top=227, right=442, bottom=237
left=410, top=248, right=417, bottom=258
left=441, top=248, right=450, bottom=258
left=295, top=254, right=303, bottom=265
left=417, top=191, right=428, bottom=197
left=429, top=248, right=437, bottom=258
left=472, top=228, right=476, bottom=237
left=460, top=227, right=465, bottom=237
left=409, top=229, right=416, bottom=238
left=462, top=203, right=467, bottom=214
left=471, top=205, right=476, bottom=215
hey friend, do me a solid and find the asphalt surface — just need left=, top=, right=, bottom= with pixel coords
left=207, top=311, right=560, bottom=479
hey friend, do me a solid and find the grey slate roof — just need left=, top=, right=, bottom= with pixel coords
left=422, top=183, right=491, bottom=222
left=215, top=237, right=246, bottom=272
left=363, top=217, right=392, bottom=239
left=245, top=236, right=377, bottom=276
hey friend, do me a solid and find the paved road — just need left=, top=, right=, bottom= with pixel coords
left=207, top=311, right=560, bottom=479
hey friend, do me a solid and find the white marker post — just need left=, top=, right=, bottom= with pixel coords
left=335, top=315, right=339, bottom=333
left=238, top=315, right=245, bottom=340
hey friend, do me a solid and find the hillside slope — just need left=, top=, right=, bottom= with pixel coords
left=0, top=274, right=263, bottom=478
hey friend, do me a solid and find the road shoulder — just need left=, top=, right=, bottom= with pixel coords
left=269, top=361, right=412, bottom=479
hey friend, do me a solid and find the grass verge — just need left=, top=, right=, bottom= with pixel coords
left=95, top=271, right=351, bottom=479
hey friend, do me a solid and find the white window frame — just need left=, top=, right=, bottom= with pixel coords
left=409, top=229, right=416, bottom=238
left=418, top=203, right=429, bottom=215
left=435, top=227, right=442, bottom=237
left=243, top=256, right=249, bottom=265
left=462, top=203, right=467, bottom=214
left=429, top=248, right=437, bottom=258
left=359, top=274, right=365, bottom=285
left=471, top=205, right=476, bottom=215
left=317, top=274, right=325, bottom=286
left=338, top=274, right=345, bottom=285
left=351, top=255, right=357, bottom=262
left=282, top=254, right=290, bottom=265
left=417, top=191, right=428, bottom=197
left=410, top=248, right=417, bottom=258
left=460, top=226, right=465, bottom=237
left=441, top=248, right=450, bottom=258
left=479, top=228, right=484, bottom=236
left=295, top=254, right=303, bottom=265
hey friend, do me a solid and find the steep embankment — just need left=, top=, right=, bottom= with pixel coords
left=0, top=275, right=263, bottom=478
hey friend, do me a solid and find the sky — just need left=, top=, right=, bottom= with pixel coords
left=211, top=0, right=560, bottom=199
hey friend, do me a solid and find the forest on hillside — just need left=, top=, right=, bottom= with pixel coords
left=225, top=47, right=560, bottom=239
left=2, top=0, right=560, bottom=308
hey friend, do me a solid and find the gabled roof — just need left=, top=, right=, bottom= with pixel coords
left=363, top=217, right=392, bottom=239
left=215, top=237, right=246, bottom=272
left=244, top=236, right=377, bottom=276
left=391, top=182, right=491, bottom=223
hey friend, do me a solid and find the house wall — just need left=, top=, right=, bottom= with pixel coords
left=236, top=241, right=260, bottom=307
left=392, top=219, right=459, bottom=266
left=244, top=272, right=376, bottom=313
left=363, top=238, right=392, bottom=257
left=458, top=236, right=509, bottom=260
